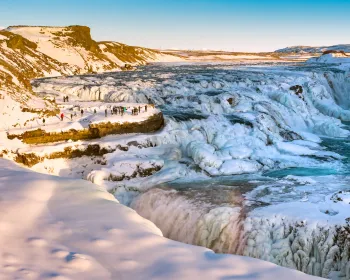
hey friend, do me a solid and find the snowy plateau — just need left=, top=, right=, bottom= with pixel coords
left=1, top=26, right=350, bottom=280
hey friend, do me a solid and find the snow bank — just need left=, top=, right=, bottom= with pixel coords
left=0, top=159, right=317, bottom=280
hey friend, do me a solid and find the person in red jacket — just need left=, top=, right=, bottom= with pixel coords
left=60, top=113, right=64, bottom=121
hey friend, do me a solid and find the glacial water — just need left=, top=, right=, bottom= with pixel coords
left=265, top=136, right=350, bottom=178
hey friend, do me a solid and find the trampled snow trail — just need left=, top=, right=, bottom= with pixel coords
left=33, top=63, right=350, bottom=279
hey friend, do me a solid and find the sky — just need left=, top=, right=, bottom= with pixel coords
left=0, top=0, right=349, bottom=52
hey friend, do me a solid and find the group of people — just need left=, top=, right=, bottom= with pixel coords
left=63, top=96, right=69, bottom=102
left=131, top=105, right=150, bottom=115
left=42, top=103, right=154, bottom=127
left=111, top=106, right=126, bottom=116
left=132, top=106, right=141, bottom=115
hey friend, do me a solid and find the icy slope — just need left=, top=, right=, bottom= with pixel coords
left=0, top=159, right=318, bottom=280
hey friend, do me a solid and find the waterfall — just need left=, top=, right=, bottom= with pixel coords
left=131, top=187, right=350, bottom=278
left=131, top=188, right=245, bottom=254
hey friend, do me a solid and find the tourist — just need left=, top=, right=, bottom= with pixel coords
left=94, top=109, right=97, bottom=114
left=80, top=109, right=84, bottom=117
left=105, top=109, right=108, bottom=117
left=71, top=113, right=73, bottom=121
left=145, top=105, right=147, bottom=112
left=42, top=118, right=45, bottom=126
left=60, top=113, right=64, bottom=121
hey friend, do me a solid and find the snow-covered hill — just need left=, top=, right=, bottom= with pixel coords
left=275, top=45, right=350, bottom=54
left=6, top=26, right=181, bottom=73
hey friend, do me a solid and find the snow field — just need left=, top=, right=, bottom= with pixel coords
left=0, top=159, right=318, bottom=280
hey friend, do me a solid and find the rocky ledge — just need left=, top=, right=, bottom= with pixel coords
left=8, top=112, right=164, bottom=145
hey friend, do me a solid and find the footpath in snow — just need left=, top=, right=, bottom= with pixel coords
left=7, top=99, right=160, bottom=135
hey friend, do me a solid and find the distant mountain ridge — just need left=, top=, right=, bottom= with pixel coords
left=275, top=44, right=350, bottom=54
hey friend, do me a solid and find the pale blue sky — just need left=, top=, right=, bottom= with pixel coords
left=0, top=0, right=349, bottom=52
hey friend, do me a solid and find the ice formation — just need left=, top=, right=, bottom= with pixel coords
left=33, top=64, right=350, bottom=179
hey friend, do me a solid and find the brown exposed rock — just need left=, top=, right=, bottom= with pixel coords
left=107, top=164, right=162, bottom=182
left=323, top=50, right=348, bottom=56
left=9, top=113, right=164, bottom=145
left=15, top=144, right=114, bottom=167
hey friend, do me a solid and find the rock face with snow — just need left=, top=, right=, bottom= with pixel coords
left=0, top=29, right=69, bottom=117
left=6, top=25, right=180, bottom=73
